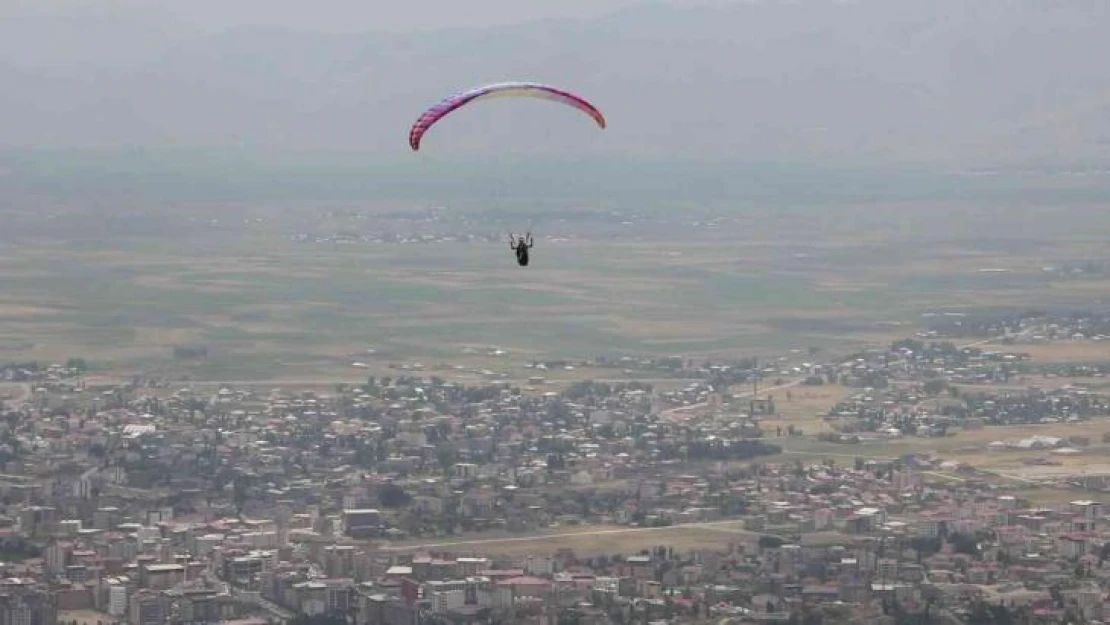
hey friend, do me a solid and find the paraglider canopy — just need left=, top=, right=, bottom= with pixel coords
left=409, top=81, right=607, bottom=151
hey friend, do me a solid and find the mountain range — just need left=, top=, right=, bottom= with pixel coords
left=3, top=0, right=1110, bottom=168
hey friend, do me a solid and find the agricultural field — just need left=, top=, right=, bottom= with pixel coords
left=2, top=162, right=1110, bottom=383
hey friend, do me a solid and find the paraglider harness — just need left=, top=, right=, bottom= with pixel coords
left=510, top=232, right=534, bottom=266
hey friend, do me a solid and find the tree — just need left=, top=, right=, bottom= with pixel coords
left=923, top=379, right=949, bottom=396
left=232, top=474, right=251, bottom=518
left=1050, top=585, right=1064, bottom=609
left=909, top=536, right=942, bottom=562
left=0, top=536, right=42, bottom=562
left=809, top=482, right=838, bottom=496
left=377, top=484, right=412, bottom=509
left=435, top=443, right=457, bottom=474
left=758, top=535, right=784, bottom=550
left=947, top=532, right=979, bottom=557
left=1074, top=561, right=1087, bottom=579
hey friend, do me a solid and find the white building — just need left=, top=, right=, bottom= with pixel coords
left=107, top=583, right=128, bottom=617
left=431, top=589, right=465, bottom=614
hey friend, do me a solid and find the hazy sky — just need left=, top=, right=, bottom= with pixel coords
left=0, top=0, right=648, bottom=32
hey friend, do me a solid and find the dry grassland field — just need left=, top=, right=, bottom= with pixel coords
left=771, top=415, right=1110, bottom=500
left=380, top=521, right=761, bottom=557
left=381, top=524, right=859, bottom=557
left=756, top=384, right=853, bottom=436
left=999, top=341, right=1110, bottom=364
left=0, top=231, right=1103, bottom=385
left=3, top=166, right=1110, bottom=383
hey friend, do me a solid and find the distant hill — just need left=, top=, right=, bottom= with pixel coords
left=2, top=0, right=1110, bottom=168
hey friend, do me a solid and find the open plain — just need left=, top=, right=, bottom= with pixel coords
left=3, top=170, right=1110, bottom=386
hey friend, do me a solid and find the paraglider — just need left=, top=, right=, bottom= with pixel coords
left=408, top=81, right=606, bottom=151
left=409, top=81, right=604, bottom=267
left=509, top=232, right=534, bottom=267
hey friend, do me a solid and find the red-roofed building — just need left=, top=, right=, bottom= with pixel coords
left=497, top=576, right=551, bottom=599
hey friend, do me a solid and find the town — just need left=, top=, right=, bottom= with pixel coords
left=4, top=311, right=1110, bottom=625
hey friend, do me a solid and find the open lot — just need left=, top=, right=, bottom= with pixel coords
left=775, top=420, right=1110, bottom=462
left=769, top=417, right=1110, bottom=504
left=379, top=520, right=760, bottom=557
left=756, top=384, right=853, bottom=436
left=994, top=341, right=1110, bottom=364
